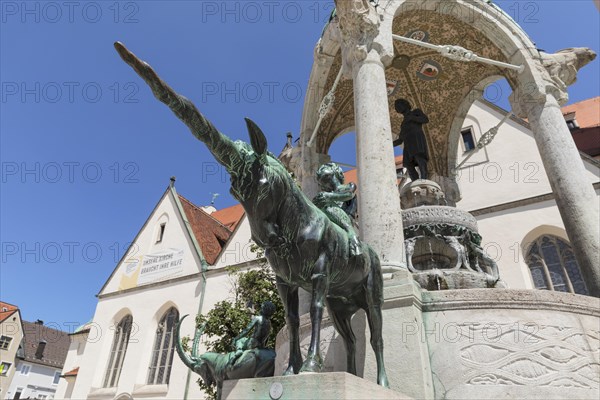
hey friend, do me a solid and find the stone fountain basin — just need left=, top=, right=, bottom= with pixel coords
left=402, top=205, right=479, bottom=234
left=274, top=287, right=600, bottom=400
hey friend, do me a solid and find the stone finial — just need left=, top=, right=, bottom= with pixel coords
left=334, top=0, right=381, bottom=76
left=278, top=133, right=295, bottom=174
left=540, top=47, right=596, bottom=105
left=510, top=47, right=596, bottom=117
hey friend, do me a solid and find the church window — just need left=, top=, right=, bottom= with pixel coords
left=156, top=223, right=166, bottom=243
left=526, top=235, right=588, bottom=295
left=147, top=307, right=179, bottom=385
left=103, top=315, right=133, bottom=387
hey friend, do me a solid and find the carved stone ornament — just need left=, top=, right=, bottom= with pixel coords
left=334, top=0, right=381, bottom=74
left=400, top=181, right=502, bottom=289
left=510, top=47, right=596, bottom=117
left=440, top=45, right=476, bottom=62
left=400, top=180, right=447, bottom=209
left=402, top=206, right=478, bottom=233
left=539, top=47, right=596, bottom=105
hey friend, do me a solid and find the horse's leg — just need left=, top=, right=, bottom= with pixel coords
left=365, top=251, right=389, bottom=388
left=327, top=300, right=357, bottom=375
left=300, top=253, right=328, bottom=373
left=276, top=277, right=302, bottom=375
left=216, top=380, right=223, bottom=400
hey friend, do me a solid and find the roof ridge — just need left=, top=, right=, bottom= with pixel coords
left=23, top=320, right=70, bottom=333
left=0, top=309, right=18, bottom=323
left=177, top=193, right=234, bottom=233
left=563, top=96, right=600, bottom=107
left=212, top=202, right=244, bottom=214
left=0, top=300, right=19, bottom=308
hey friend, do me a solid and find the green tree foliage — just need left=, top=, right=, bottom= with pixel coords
left=191, top=245, right=285, bottom=398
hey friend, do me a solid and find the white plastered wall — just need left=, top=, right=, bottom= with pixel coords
left=455, top=100, right=600, bottom=289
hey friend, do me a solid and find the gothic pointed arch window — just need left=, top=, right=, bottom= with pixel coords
left=147, top=307, right=179, bottom=385
left=103, top=315, right=133, bottom=387
left=526, top=235, right=588, bottom=295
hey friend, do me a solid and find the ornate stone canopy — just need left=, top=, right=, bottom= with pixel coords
left=313, top=9, right=518, bottom=177
left=295, top=0, right=598, bottom=299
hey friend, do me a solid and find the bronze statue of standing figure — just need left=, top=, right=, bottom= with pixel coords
left=393, top=98, right=430, bottom=181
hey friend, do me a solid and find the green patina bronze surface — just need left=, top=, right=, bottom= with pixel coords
left=115, top=41, right=389, bottom=388
left=175, top=314, right=276, bottom=400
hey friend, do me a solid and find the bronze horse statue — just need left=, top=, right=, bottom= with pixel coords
left=114, top=42, right=389, bottom=387
left=174, top=316, right=275, bottom=400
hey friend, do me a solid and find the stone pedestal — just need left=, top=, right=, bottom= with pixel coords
left=400, top=180, right=446, bottom=209
left=421, top=289, right=600, bottom=399
left=275, top=287, right=600, bottom=400
left=275, top=272, right=435, bottom=400
left=375, top=274, right=435, bottom=400
left=222, top=372, right=410, bottom=400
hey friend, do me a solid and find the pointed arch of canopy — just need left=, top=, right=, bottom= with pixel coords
left=299, top=0, right=542, bottom=183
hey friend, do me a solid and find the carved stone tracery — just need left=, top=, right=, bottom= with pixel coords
left=510, top=47, right=596, bottom=118
left=314, top=9, right=514, bottom=177
left=335, top=0, right=381, bottom=75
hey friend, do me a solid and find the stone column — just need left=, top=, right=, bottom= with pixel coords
left=298, top=147, right=331, bottom=200
left=333, top=4, right=434, bottom=398
left=353, top=50, right=405, bottom=269
left=336, top=0, right=405, bottom=270
left=510, top=46, right=599, bottom=296
left=516, top=92, right=600, bottom=296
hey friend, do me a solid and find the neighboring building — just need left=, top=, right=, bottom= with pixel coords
left=562, top=97, right=600, bottom=159
left=0, top=302, right=23, bottom=398
left=4, top=320, right=69, bottom=400
left=55, top=96, right=599, bottom=400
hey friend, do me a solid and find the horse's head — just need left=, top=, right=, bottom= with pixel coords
left=228, top=119, right=292, bottom=212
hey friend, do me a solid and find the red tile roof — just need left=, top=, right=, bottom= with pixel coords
left=562, top=97, right=600, bottom=129
left=343, top=155, right=403, bottom=185
left=562, top=97, right=600, bottom=157
left=62, top=367, right=79, bottom=377
left=20, top=321, right=70, bottom=368
left=178, top=195, right=233, bottom=265
left=211, top=204, right=245, bottom=231
left=0, top=301, right=19, bottom=324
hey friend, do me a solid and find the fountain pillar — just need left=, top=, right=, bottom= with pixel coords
left=337, top=0, right=405, bottom=271
left=334, top=3, right=434, bottom=399
left=510, top=51, right=600, bottom=296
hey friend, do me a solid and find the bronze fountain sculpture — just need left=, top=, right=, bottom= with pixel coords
left=114, top=42, right=389, bottom=388
left=174, top=303, right=277, bottom=400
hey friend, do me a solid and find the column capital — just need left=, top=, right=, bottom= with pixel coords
left=509, top=48, right=596, bottom=118
left=335, top=0, right=381, bottom=76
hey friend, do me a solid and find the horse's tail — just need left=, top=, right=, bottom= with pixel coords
left=175, top=315, right=206, bottom=371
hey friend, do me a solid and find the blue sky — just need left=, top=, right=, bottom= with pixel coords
left=1, top=1, right=599, bottom=329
